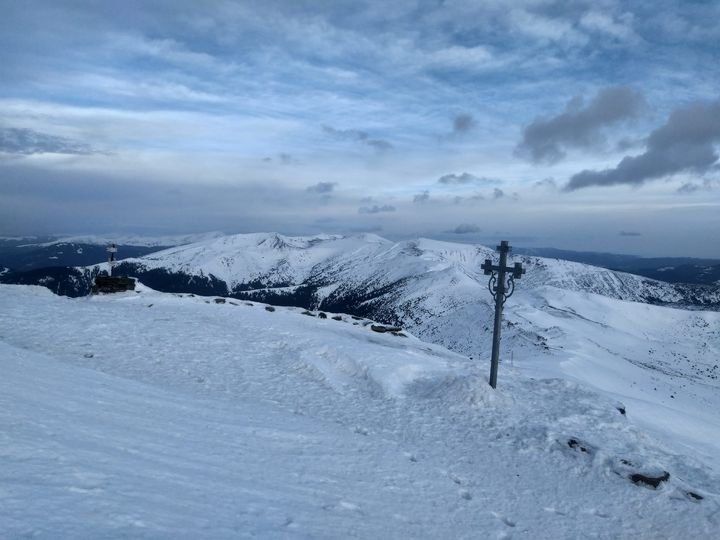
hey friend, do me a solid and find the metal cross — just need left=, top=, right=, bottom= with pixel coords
left=107, top=243, right=118, bottom=277
left=480, top=240, right=525, bottom=389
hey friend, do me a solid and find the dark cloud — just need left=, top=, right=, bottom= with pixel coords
left=447, top=224, right=481, bottom=234
left=452, top=113, right=476, bottom=135
left=413, top=190, right=430, bottom=203
left=677, top=182, right=702, bottom=194
left=516, top=86, right=645, bottom=163
left=492, top=188, right=505, bottom=199
left=358, top=204, right=395, bottom=214
left=619, top=231, right=642, bottom=237
left=365, top=139, right=393, bottom=151
left=279, top=153, right=295, bottom=164
left=347, top=225, right=383, bottom=233
left=263, top=153, right=296, bottom=164
left=565, top=98, right=720, bottom=190
left=453, top=193, right=485, bottom=204
left=0, top=127, right=96, bottom=155
left=306, top=181, right=337, bottom=194
left=0, top=163, right=314, bottom=235
left=314, top=217, right=337, bottom=224
left=322, top=125, right=393, bottom=152
left=677, top=178, right=715, bottom=194
left=532, top=178, right=557, bottom=190
left=616, top=137, right=645, bottom=152
left=437, top=172, right=501, bottom=185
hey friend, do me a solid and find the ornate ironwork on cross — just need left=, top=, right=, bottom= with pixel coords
left=480, top=240, right=525, bottom=389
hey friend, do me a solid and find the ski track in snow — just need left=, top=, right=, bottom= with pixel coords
left=1, top=284, right=719, bottom=539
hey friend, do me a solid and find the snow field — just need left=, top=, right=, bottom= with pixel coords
left=1, top=284, right=719, bottom=538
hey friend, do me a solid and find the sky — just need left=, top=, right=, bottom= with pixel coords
left=0, top=0, right=719, bottom=257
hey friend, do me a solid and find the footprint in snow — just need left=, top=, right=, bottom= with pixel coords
left=491, top=511, right=516, bottom=527
left=403, top=452, right=417, bottom=462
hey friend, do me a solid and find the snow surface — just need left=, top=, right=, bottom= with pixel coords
left=1, top=284, right=719, bottom=538
left=506, top=287, right=720, bottom=473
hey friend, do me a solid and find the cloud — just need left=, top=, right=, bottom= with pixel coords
left=264, top=153, right=297, bottom=164
left=447, top=224, right=481, bottom=234
left=306, top=182, right=337, bottom=194
left=677, top=182, right=702, bottom=194
left=322, top=125, right=393, bottom=152
left=492, top=188, right=505, bottom=199
left=413, top=190, right=430, bottom=203
left=453, top=193, right=485, bottom=204
left=365, top=139, right=393, bottom=151
left=452, top=113, right=476, bottom=135
left=347, top=225, right=383, bottom=233
left=619, top=231, right=642, bottom=237
left=358, top=204, right=395, bottom=214
left=516, top=86, right=645, bottom=163
left=532, top=178, right=557, bottom=190
left=579, top=11, right=637, bottom=42
left=0, top=127, right=96, bottom=155
left=437, top=172, right=502, bottom=185
left=0, top=162, right=329, bottom=236
left=565, top=98, right=720, bottom=190
left=677, top=178, right=716, bottom=194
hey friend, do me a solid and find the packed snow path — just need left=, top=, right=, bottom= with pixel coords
left=1, top=284, right=718, bottom=538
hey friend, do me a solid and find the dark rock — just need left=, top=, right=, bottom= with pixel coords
left=567, top=438, right=591, bottom=454
left=332, top=315, right=343, bottom=321
left=371, top=324, right=403, bottom=333
left=318, top=312, right=327, bottom=319
left=391, top=331, right=408, bottom=337
left=265, top=306, right=276, bottom=312
left=616, top=405, right=626, bottom=415
left=214, top=298, right=226, bottom=304
left=630, top=471, right=670, bottom=489
left=245, top=302, right=254, bottom=306
left=302, top=310, right=316, bottom=317
left=686, top=491, right=703, bottom=501
left=92, top=275, right=136, bottom=294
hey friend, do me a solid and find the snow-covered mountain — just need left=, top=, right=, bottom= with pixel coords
left=5, top=231, right=717, bottom=357
left=0, top=233, right=225, bottom=271
left=1, top=283, right=718, bottom=538
left=71, top=232, right=713, bottom=353
left=113, top=232, right=720, bottom=304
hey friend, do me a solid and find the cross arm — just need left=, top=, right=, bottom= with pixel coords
left=481, top=259, right=526, bottom=278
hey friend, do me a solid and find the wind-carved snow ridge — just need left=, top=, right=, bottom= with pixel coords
left=1, top=283, right=719, bottom=538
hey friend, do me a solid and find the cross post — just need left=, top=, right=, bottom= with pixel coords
left=107, top=243, right=118, bottom=277
left=480, top=240, right=525, bottom=389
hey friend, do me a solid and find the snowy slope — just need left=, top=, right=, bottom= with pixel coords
left=1, top=284, right=718, bottom=538
left=94, top=233, right=718, bottom=361
left=119, top=232, right=720, bottom=306
left=505, top=287, right=720, bottom=470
